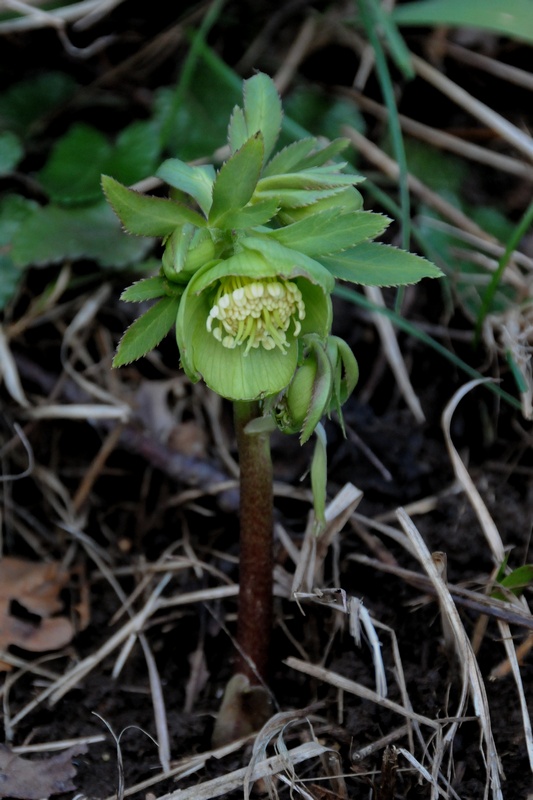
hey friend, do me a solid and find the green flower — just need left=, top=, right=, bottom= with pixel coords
left=176, top=240, right=333, bottom=401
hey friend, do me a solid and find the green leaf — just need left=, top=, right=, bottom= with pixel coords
left=0, top=254, right=23, bottom=309
left=39, top=123, right=112, bottom=205
left=360, top=0, right=414, bottom=79
left=227, top=105, right=248, bottom=154
left=153, top=62, right=240, bottom=162
left=258, top=167, right=360, bottom=192
left=212, top=198, right=279, bottom=229
left=105, top=121, right=162, bottom=187
left=260, top=187, right=354, bottom=209
left=299, top=339, right=334, bottom=444
left=120, top=276, right=167, bottom=302
left=0, top=131, right=23, bottom=174
left=113, top=296, right=181, bottom=367
left=240, top=237, right=336, bottom=294
left=11, top=200, right=154, bottom=268
left=102, top=175, right=205, bottom=236
left=267, top=210, right=390, bottom=256
left=297, top=139, right=352, bottom=171
left=156, top=159, right=215, bottom=216
left=322, top=242, right=443, bottom=286
left=242, top=73, right=282, bottom=163
left=0, top=194, right=37, bottom=246
left=208, top=133, right=264, bottom=226
left=392, top=0, right=533, bottom=44
left=263, top=138, right=318, bottom=178
left=310, top=423, right=328, bottom=525
left=492, top=564, right=533, bottom=600
left=0, top=72, right=77, bottom=138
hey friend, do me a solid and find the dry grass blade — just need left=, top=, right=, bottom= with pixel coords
left=411, top=54, right=533, bottom=162
left=484, top=306, right=533, bottom=420
left=0, top=0, right=126, bottom=33
left=364, top=286, right=425, bottom=423
left=291, top=483, right=362, bottom=595
left=495, top=620, right=533, bottom=772
left=396, top=508, right=504, bottom=800
left=0, top=325, right=29, bottom=407
left=153, top=741, right=330, bottom=800
left=343, top=126, right=499, bottom=243
left=285, top=656, right=440, bottom=731
left=343, top=87, right=533, bottom=181
left=441, top=379, right=506, bottom=564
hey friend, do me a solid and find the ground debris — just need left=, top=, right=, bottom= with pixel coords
left=0, top=743, right=88, bottom=799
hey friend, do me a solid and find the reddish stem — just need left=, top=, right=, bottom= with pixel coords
left=233, top=400, right=273, bottom=683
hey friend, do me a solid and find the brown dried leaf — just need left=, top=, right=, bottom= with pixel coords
left=0, top=557, right=73, bottom=658
left=0, top=744, right=87, bottom=800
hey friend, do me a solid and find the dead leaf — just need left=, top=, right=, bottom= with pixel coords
left=0, top=557, right=74, bottom=662
left=0, top=744, right=87, bottom=799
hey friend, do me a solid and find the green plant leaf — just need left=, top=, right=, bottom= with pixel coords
left=113, top=295, right=181, bottom=367
left=156, top=159, right=215, bottom=216
left=263, top=138, right=319, bottom=177
left=0, top=254, right=23, bottom=309
left=0, top=131, right=23, bottom=175
left=105, top=121, right=162, bottom=187
left=492, top=564, right=533, bottom=600
left=359, top=0, right=414, bottom=78
left=258, top=167, right=359, bottom=193
left=120, top=276, right=167, bottom=302
left=322, top=242, right=443, bottom=286
left=267, top=210, right=390, bottom=256
left=227, top=105, right=248, bottom=154
left=0, top=194, right=37, bottom=246
left=208, top=133, right=264, bottom=226
left=153, top=62, right=240, bottom=161
left=240, top=236, right=336, bottom=294
left=11, top=200, right=154, bottom=268
left=212, top=198, right=279, bottom=229
left=310, top=423, right=328, bottom=525
left=39, top=123, right=112, bottom=205
left=102, top=175, right=205, bottom=236
left=392, top=0, right=533, bottom=44
left=242, top=73, right=282, bottom=163
left=0, top=71, right=77, bottom=138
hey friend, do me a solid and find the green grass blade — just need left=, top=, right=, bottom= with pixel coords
left=392, top=0, right=533, bottom=45
left=357, top=0, right=411, bottom=255
left=475, top=198, right=533, bottom=341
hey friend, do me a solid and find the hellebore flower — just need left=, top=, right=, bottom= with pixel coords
left=176, top=239, right=334, bottom=401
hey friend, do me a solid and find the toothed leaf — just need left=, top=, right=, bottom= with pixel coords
left=322, top=242, right=443, bottom=286
left=120, top=276, right=167, bottom=302
left=268, top=210, right=390, bottom=256
left=156, top=159, right=215, bottom=216
left=113, top=295, right=181, bottom=366
left=242, top=73, right=282, bottom=163
left=209, top=133, right=264, bottom=227
left=102, top=175, right=205, bottom=236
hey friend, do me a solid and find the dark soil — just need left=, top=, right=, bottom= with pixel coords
left=1, top=3, right=533, bottom=799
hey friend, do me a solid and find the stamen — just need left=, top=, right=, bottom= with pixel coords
left=206, top=275, right=305, bottom=354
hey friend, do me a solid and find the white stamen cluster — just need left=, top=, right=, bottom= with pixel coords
left=206, top=276, right=305, bottom=354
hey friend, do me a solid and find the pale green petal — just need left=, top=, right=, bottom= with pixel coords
left=176, top=283, right=298, bottom=400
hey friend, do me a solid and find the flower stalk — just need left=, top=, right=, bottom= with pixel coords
left=233, top=400, right=273, bottom=681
